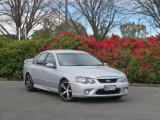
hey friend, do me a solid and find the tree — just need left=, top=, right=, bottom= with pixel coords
left=32, top=28, right=53, bottom=40
left=71, top=0, right=117, bottom=41
left=55, top=20, right=86, bottom=35
left=43, top=0, right=63, bottom=30
left=133, top=0, right=160, bottom=29
left=0, top=0, right=51, bottom=40
left=120, top=22, right=147, bottom=38
left=43, top=11, right=61, bottom=32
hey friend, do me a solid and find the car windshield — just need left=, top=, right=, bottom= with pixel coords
left=56, top=53, right=104, bottom=66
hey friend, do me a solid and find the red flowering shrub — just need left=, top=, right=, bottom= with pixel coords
left=43, top=32, right=160, bottom=84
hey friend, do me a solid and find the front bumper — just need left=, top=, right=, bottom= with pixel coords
left=71, top=82, right=129, bottom=98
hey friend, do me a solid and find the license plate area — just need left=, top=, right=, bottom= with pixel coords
left=104, top=85, right=116, bottom=91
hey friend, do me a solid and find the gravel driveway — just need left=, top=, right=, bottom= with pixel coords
left=0, top=81, right=160, bottom=120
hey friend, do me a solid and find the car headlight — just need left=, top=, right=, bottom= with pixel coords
left=75, top=77, right=96, bottom=84
left=118, top=77, right=128, bottom=83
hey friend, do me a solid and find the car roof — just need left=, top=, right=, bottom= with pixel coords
left=43, top=50, right=87, bottom=54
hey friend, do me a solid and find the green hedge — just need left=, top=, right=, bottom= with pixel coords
left=0, top=39, right=46, bottom=80
left=0, top=33, right=79, bottom=80
left=1, top=33, right=160, bottom=84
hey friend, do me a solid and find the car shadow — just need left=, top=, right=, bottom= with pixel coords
left=32, top=88, right=129, bottom=103
left=75, top=97, right=129, bottom=103
left=34, top=88, right=59, bottom=96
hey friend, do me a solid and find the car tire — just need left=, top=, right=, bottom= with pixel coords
left=59, top=79, right=74, bottom=102
left=25, top=73, right=35, bottom=91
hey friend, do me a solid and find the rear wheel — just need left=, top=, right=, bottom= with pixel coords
left=59, top=79, right=74, bottom=102
left=25, top=73, right=35, bottom=91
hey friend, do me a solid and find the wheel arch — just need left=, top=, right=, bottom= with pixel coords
left=25, top=72, right=30, bottom=81
left=58, top=77, right=74, bottom=101
left=59, top=77, right=68, bottom=84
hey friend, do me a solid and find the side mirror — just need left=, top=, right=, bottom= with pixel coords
left=46, top=63, right=56, bottom=68
left=104, top=63, right=108, bottom=66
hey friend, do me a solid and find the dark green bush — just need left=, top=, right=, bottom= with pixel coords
left=0, top=39, right=45, bottom=80
left=0, top=33, right=80, bottom=80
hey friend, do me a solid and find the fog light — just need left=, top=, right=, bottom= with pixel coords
left=122, top=87, right=128, bottom=94
left=84, top=89, right=93, bottom=95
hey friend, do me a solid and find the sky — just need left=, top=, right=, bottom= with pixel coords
left=82, top=15, right=159, bottom=37
left=84, top=0, right=159, bottom=37
left=110, top=17, right=159, bottom=37
left=0, top=0, right=159, bottom=37
left=2, top=17, right=158, bottom=37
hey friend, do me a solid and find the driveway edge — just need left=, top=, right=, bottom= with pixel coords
left=130, top=83, right=160, bottom=87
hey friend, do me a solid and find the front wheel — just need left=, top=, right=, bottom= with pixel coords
left=59, top=79, right=74, bottom=102
left=25, top=73, right=35, bottom=91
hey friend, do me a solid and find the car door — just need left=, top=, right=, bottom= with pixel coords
left=43, top=53, right=61, bottom=89
left=31, top=53, right=48, bottom=86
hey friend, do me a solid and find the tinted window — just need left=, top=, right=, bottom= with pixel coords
left=44, top=54, right=56, bottom=65
left=36, top=53, right=48, bottom=65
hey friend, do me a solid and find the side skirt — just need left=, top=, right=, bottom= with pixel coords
left=34, top=84, right=58, bottom=93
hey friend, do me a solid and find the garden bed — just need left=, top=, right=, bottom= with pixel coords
left=130, top=83, right=160, bottom=87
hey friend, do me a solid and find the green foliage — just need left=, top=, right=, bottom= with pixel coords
left=148, top=58, right=160, bottom=84
left=0, top=39, right=45, bottom=80
left=32, top=28, right=53, bottom=41
left=127, top=58, right=142, bottom=82
left=45, top=33, right=81, bottom=50
left=0, top=33, right=160, bottom=84
left=0, top=33, right=81, bottom=80
left=55, top=21, right=86, bottom=35
left=156, top=34, right=160, bottom=41
left=120, top=22, right=147, bottom=38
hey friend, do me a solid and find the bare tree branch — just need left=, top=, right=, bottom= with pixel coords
left=132, top=0, right=160, bottom=29
left=71, top=0, right=118, bottom=41
left=0, top=0, right=53, bottom=40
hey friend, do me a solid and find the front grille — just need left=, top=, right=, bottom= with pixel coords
left=96, top=88, right=120, bottom=95
left=97, top=78, right=117, bottom=83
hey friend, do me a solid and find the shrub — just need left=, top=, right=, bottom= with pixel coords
left=1, top=32, right=160, bottom=84
left=0, top=39, right=45, bottom=80
left=43, top=32, right=160, bottom=84
left=43, top=32, right=82, bottom=50
left=0, top=33, right=82, bottom=80
left=77, top=35, right=160, bottom=84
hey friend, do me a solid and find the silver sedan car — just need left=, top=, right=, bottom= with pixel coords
left=23, top=50, right=129, bottom=101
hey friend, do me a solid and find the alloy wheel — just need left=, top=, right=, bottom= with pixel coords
left=25, top=74, right=34, bottom=91
left=59, top=81, right=73, bottom=101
